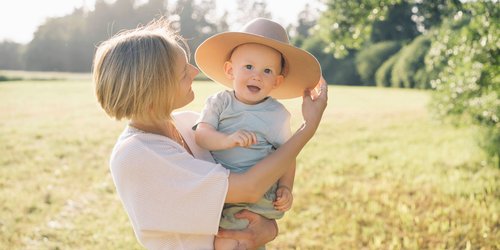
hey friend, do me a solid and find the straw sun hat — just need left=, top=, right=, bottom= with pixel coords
left=195, top=18, right=321, bottom=99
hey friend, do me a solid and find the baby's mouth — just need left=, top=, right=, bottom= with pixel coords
left=247, top=85, right=261, bottom=93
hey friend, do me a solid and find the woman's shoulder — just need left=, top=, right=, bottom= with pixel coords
left=119, top=126, right=181, bottom=152
left=110, top=127, right=182, bottom=168
left=110, top=124, right=225, bottom=177
left=173, top=111, right=216, bottom=163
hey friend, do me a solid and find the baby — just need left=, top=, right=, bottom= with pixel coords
left=194, top=18, right=321, bottom=249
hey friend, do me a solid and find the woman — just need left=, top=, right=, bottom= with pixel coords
left=92, top=18, right=327, bottom=249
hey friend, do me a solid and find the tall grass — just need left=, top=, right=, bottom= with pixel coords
left=0, top=80, right=498, bottom=249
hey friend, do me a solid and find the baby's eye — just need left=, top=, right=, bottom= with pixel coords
left=264, top=68, right=272, bottom=74
left=245, top=65, right=253, bottom=70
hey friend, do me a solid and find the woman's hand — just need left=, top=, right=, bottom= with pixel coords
left=301, top=76, right=328, bottom=131
left=216, top=210, right=278, bottom=249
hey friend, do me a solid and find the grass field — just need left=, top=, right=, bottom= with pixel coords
left=0, top=79, right=498, bottom=249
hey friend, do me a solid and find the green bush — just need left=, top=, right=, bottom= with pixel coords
left=426, top=2, right=499, bottom=165
left=413, top=67, right=431, bottom=89
left=391, top=35, right=432, bottom=88
left=375, top=50, right=401, bottom=87
left=301, top=35, right=362, bottom=85
left=355, top=41, right=401, bottom=86
left=328, top=54, right=362, bottom=85
left=0, top=75, right=22, bottom=82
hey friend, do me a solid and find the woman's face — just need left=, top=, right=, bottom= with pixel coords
left=173, top=47, right=199, bottom=109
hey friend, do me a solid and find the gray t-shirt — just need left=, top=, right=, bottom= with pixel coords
left=195, top=90, right=292, bottom=173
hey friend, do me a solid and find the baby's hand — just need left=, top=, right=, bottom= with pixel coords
left=273, top=186, right=293, bottom=212
left=226, top=130, right=257, bottom=148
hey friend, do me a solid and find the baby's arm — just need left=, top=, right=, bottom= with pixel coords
left=195, top=122, right=257, bottom=151
left=273, top=160, right=296, bottom=212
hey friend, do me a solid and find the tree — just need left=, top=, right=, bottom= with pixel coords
left=426, top=1, right=499, bottom=165
left=86, top=0, right=113, bottom=44
left=0, top=41, right=24, bottom=70
left=370, top=1, right=419, bottom=42
left=315, top=0, right=462, bottom=57
left=233, top=0, right=272, bottom=27
left=411, top=0, right=463, bottom=33
left=23, top=0, right=173, bottom=72
left=24, top=8, right=89, bottom=71
left=111, top=0, right=137, bottom=30
left=301, top=35, right=361, bottom=85
left=172, top=0, right=219, bottom=62
left=314, top=0, right=498, bottom=165
left=375, top=50, right=401, bottom=87
left=216, top=11, right=230, bottom=33
left=390, top=35, right=431, bottom=88
left=136, top=0, right=168, bottom=23
left=315, top=0, right=402, bottom=58
left=291, top=3, right=318, bottom=48
left=355, top=41, right=401, bottom=85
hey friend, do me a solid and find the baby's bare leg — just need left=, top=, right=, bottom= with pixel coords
left=214, top=237, right=239, bottom=250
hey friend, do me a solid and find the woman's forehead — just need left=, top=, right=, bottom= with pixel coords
left=175, top=47, right=188, bottom=72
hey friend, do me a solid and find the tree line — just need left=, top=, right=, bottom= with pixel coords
left=0, top=0, right=274, bottom=73
left=311, top=0, right=498, bottom=165
left=0, top=0, right=497, bottom=163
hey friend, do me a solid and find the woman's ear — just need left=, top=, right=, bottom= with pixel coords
left=223, top=61, right=234, bottom=80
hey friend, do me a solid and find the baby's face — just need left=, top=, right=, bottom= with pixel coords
left=224, top=43, right=284, bottom=105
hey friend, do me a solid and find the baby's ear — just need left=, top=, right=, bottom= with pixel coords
left=273, top=75, right=284, bottom=89
left=223, top=61, right=234, bottom=80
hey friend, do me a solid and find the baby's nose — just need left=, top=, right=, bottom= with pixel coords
left=251, top=72, right=263, bottom=81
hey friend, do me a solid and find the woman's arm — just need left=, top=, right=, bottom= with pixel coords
left=278, top=160, right=296, bottom=191
left=225, top=78, right=328, bottom=203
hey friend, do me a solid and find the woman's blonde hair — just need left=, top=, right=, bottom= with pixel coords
left=93, top=18, right=188, bottom=122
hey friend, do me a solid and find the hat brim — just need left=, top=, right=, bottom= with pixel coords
left=195, top=32, right=321, bottom=99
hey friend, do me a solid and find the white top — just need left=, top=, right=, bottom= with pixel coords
left=196, top=90, right=291, bottom=173
left=109, top=111, right=230, bottom=250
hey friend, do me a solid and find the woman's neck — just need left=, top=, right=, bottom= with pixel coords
left=129, top=119, right=171, bottom=137
left=129, top=118, right=192, bottom=155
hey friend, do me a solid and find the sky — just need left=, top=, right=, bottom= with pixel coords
left=0, top=0, right=323, bottom=44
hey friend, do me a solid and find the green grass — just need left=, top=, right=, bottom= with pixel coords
left=0, top=80, right=498, bottom=249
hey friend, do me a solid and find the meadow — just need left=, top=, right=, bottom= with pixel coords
left=0, top=76, right=498, bottom=249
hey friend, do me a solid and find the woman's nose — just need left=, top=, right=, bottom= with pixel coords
left=191, top=65, right=200, bottom=77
